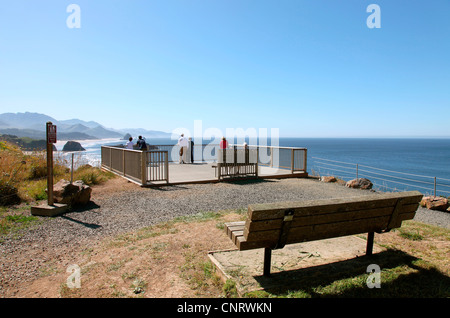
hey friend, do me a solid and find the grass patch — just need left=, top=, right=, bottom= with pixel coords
left=0, top=205, right=42, bottom=239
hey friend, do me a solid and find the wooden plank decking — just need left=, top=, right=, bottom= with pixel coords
left=145, top=162, right=308, bottom=186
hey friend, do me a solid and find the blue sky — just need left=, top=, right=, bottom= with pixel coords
left=0, top=0, right=449, bottom=137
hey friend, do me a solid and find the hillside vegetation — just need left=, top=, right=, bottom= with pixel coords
left=0, top=140, right=115, bottom=206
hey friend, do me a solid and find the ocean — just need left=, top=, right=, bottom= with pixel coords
left=55, top=137, right=450, bottom=197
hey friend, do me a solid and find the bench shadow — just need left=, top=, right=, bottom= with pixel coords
left=224, top=178, right=278, bottom=186
left=149, top=185, right=190, bottom=191
left=253, top=249, right=450, bottom=297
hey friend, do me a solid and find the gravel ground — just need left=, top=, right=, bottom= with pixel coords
left=1, top=177, right=449, bottom=296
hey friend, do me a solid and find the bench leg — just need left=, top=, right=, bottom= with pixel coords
left=366, top=232, right=374, bottom=256
left=263, top=248, right=272, bottom=276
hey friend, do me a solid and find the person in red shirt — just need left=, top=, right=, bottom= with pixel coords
left=219, top=136, right=228, bottom=149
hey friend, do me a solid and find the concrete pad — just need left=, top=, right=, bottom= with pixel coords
left=208, top=235, right=385, bottom=296
left=31, top=203, right=68, bottom=217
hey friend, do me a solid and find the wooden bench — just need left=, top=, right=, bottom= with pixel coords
left=215, top=148, right=258, bottom=179
left=224, top=191, right=423, bottom=276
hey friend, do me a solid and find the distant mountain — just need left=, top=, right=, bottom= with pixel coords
left=0, top=112, right=171, bottom=140
left=0, top=112, right=57, bottom=131
left=59, top=118, right=102, bottom=129
left=84, top=125, right=123, bottom=139
left=119, top=128, right=172, bottom=139
left=0, top=128, right=96, bottom=140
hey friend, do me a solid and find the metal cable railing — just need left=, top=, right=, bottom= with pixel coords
left=310, top=156, right=450, bottom=197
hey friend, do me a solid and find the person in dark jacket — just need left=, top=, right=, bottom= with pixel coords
left=189, top=137, right=194, bottom=163
left=136, top=136, right=147, bottom=150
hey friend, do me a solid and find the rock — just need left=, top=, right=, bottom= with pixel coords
left=346, top=178, right=373, bottom=190
left=320, top=176, right=336, bottom=183
left=52, top=179, right=92, bottom=206
left=420, top=196, right=449, bottom=211
left=62, top=141, right=85, bottom=152
left=122, top=133, right=132, bottom=140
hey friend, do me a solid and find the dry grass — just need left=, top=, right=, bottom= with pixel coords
left=13, top=209, right=449, bottom=298
left=0, top=140, right=115, bottom=205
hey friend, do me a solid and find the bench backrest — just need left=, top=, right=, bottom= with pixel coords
left=218, top=148, right=258, bottom=165
left=237, top=191, right=423, bottom=250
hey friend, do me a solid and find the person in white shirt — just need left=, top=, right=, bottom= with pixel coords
left=178, top=134, right=188, bottom=164
left=126, top=137, right=134, bottom=149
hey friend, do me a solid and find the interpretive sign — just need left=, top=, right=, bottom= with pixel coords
left=47, top=123, right=57, bottom=144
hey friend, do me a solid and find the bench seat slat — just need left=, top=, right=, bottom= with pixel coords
left=247, top=191, right=422, bottom=221
left=246, top=211, right=414, bottom=242
left=244, top=202, right=419, bottom=233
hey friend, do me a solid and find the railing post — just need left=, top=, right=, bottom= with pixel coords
left=165, top=151, right=169, bottom=183
left=141, top=151, right=146, bottom=185
left=123, top=149, right=126, bottom=176
left=303, top=149, right=307, bottom=172
left=256, top=147, right=259, bottom=177
left=356, top=164, right=359, bottom=179
left=291, top=149, right=294, bottom=174
left=270, top=147, right=273, bottom=168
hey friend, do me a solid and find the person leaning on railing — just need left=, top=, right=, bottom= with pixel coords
left=220, top=136, right=228, bottom=149
left=136, top=136, right=147, bottom=150
left=178, top=134, right=188, bottom=164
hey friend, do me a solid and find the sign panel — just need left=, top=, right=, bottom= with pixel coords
left=48, top=124, right=57, bottom=144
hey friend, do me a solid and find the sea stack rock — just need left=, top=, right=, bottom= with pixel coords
left=123, top=133, right=132, bottom=140
left=62, top=141, right=85, bottom=152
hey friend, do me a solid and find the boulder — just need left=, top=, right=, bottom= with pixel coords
left=420, top=196, right=449, bottom=212
left=346, top=178, right=373, bottom=190
left=52, top=179, right=92, bottom=206
left=320, top=176, right=337, bottom=183
left=62, top=141, right=85, bottom=152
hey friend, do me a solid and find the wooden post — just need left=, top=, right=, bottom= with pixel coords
left=290, top=149, right=294, bottom=174
left=303, top=149, right=307, bottom=172
left=46, top=122, right=55, bottom=206
left=366, top=232, right=374, bottom=255
left=141, top=150, right=147, bottom=185
left=270, top=147, right=273, bottom=168
left=165, top=151, right=169, bottom=183
left=256, top=147, right=259, bottom=177
left=263, top=247, right=272, bottom=276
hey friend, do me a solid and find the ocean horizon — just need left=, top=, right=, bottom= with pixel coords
left=55, top=137, right=450, bottom=197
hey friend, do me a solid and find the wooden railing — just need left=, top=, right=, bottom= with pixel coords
left=102, top=143, right=307, bottom=184
left=217, top=148, right=259, bottom=179
left=148, top=143, right=307, bottom=172
left=101, top=146, right=168, bottom=185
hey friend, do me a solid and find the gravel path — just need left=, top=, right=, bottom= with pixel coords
left=1, top=177, right=449, bottom=296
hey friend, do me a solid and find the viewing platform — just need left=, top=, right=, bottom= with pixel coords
left=101, top=144, right=308, bottom=186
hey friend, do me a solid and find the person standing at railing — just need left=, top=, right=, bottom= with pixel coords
left=220, top=136, right=228, bottom=149
left=136, top=136, right=147, bottom=150
left=188, top=137, right=194, bottom=163
left=126, top=137, right=134, bottom=149
left=178, top=134, right=188, bottom=164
